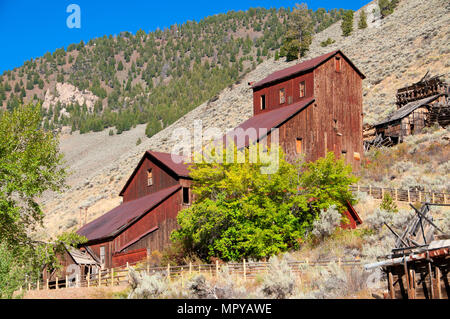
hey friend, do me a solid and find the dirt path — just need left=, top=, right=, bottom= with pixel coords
left=21, top=285, right=129, bottom=299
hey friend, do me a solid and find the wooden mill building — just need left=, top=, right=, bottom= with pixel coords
left=373, top=74, right=449, bottom=144
left=227, top=50, right=365, bottom=169
left=77, top=50, right=365, bottom=268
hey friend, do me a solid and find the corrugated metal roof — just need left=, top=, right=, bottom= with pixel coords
left=252, top=50, right=365, bottom=89
left=147, top=151, right=191, bottom=178
left=119, top=151, right=191, bottom=196
left=222, top=98, right=315, bottom=148
left=78, top=185, right=181, bottom=242
left=375, top=94, right=444, bottom=127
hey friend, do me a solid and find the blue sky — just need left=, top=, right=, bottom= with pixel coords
left=0, top=1, right=369, bottom=73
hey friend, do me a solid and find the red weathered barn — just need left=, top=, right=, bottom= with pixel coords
left=226, top=50, right=365, bottom=170
left=77, top=151, right=192, bottom=268
left=77, top=50, right=365, bottom=268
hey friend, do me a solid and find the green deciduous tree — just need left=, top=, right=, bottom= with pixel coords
left=171, top=145, right=358, bottom=262
left=0, top=103, right=87, bottom=297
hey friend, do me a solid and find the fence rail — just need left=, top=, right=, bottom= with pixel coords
left=350, top=185, right=448, bottom=204
left=23, top=258, right=363, bottom=292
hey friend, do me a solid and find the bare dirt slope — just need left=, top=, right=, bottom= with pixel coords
left=37, top=0, right=450, bottom=239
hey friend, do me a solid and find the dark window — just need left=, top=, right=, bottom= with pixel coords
left=299, top=81, right=306, bottom=98
left=147, top=169, right=153, bottom=186
left=260, top=95, right=266, bottom=110
left=183, top=187, right=190, bottom=205
left=279, top=88, right=285, bottom=104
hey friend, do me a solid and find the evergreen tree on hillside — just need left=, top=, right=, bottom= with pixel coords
left=341, top=10, right=354, bottom=37
left=280, top=3, right=313, bottom=61
left=358, top=10, right=368, bottom=29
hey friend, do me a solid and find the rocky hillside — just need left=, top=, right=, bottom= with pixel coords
left=36, top=0, right=450, bottom=239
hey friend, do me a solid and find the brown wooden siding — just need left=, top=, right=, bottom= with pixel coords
left=112, top=189, right=182, bottom=258
left=260, top=52, right=363, bottom=171
left=253, top=72, right=314, bottom=116
left=122, top=156, right=179, bottom=202
left=313, top=52, right=364, bottom=170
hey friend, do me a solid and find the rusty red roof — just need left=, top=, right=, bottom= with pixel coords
left=78, top=185, right=181, bottom=242
left=119, top=151, right=191, bottom=196
left=147, top=151, right=191, bottom=178
left=223, top=97, right=315, bottom=148
left=252, top=50, right=365, bottom=89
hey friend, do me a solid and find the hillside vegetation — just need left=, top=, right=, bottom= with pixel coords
left=0, top=7, right=350, bottom=136
left=26, top=0, right=450, bottom=241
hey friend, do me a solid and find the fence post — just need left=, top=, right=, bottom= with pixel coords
left=338, top=258, right=341, bottom=268
left=243, top=259, right=246, bottom=281
left=147, top=255, right=150, bottom=274
left=408, top=189, right=411, bottom=202
left=98, top=270, right=102, bottom=287
left=167, top=264, right=171, bottom=279
left=46, top=279, right=49, bottom=290
left=216, top=260, right=219, bottom=276
left=66, top=275, right=68, bottom=288
left=369, top=185, right=372, bottom=196
left=87, top=270, right=90, bottom=288
left=381, top=188, right=384, bottom=199
left=357, top=184, right=360, bottom=192
left=55, top=277, right=59, bottom=289
left=111, top=268, right=114, bottom=287
left=189, top=262, right=192, bottom=274
left=28, top=282, right=31, bottom=291
left=37, top=280, right=40, bottom=291
left=419, top=191, right=422, bottom=203
left=76, top=274, right=80, bottom=288
left=432, top=192, right=435, bottom=204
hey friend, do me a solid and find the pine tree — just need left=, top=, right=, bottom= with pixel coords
left=341, top=10, right=354, bottom=37
left=280, top=3, right=313, bottom=61
left=358, top=10, right=368, bottom=29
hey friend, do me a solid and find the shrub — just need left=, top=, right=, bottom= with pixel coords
left=358, top=10, right=368, bottom=29
left=365, top=208, right=392, bottom=231
left=380, top=193, right=398, bottom=213
left=260, top=256, right=295, bottom=299
left=127, top=268, right=168, bottom=299
left=311, top=205, right=342, bottom=240
left=320, top=38, right=335, bottom=47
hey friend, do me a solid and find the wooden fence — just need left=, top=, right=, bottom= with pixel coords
left=23, top=258, right=363, bottom=292
left=350, top=185, right=448, bottom=204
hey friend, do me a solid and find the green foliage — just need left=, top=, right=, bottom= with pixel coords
left=0, top=103, right=67, bottom=245
left=298, top=152, right=359, bottom=214
left=320, top=38, right=336, bottom=47
left=380, top=193, right=398, bottom=213
left=172, top=146, right=358, bottom=262
left=379, top=0, right=399, bottom=18
left=172, top=145, right=310, bottom=261
left=358, top=10, right=368, bottom=29
left=341, top=10, right=354, bottom=37
left=280, top=3, right=313, bottom=61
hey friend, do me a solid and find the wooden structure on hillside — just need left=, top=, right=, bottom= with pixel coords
left=239, top=50, right=365, bottom=170
left=76, top=51, right=366, bottom=268
left=77, top=151, right=193, bottom=268
left=42, top=245, right=99, bottom=288
left=366, top=74, right=449, bottom=149
left=365, top=203, right=450, bottom=299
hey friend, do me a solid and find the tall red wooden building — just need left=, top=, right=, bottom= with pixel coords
left=77, top=50, right=364, bottom=268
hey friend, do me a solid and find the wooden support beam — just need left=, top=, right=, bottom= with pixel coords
left=435, top=266, right=442, bottom=299
left=428, top=260, right=435, bottom=299
left=409, top=270, right=416, bottom=299
left=388, top=272, right=395, bottom=299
